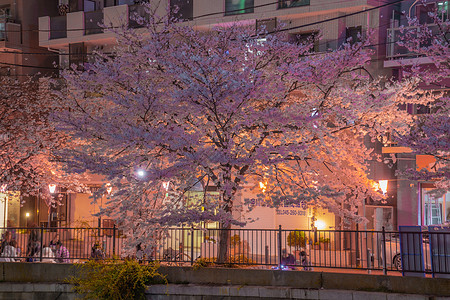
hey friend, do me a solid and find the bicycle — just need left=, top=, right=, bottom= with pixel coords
left=162, top=247, right=191, bottom=266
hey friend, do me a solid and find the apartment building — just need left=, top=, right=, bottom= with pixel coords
left=0, top=0, right=59, bottom=78
left=380, top=0, right=450, bottom=228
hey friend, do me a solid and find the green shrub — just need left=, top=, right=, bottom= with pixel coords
left=69, top=259, right=166, bottom=300
left=287, top=230, right=307, bottom=249
left=192, top=257, right=214, bottom=270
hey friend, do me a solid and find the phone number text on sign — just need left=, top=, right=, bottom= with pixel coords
left=276, top=209, right=306, bottom=216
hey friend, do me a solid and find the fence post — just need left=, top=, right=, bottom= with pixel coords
left=190, top=228, right=194, bottom=266
left=112, top=224, right=116, bottom=259
left=382, top=226, right=387, bottom=275
left=278, top=225, right=282, bottom=269
left=39, top=224, right=44, bottom=262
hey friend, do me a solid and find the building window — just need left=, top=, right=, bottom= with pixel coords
left=225, top=0, right=254, bottom=16
left=278, top=0, right=310, bottom=9
left=422, top=188, right=450, bottom=226
left=170, top=0, right=193, bottom=21
left=345, top=26, right=362, bottom=45
left=0, top=7, right=10, bottom=41
left=437, top=1, right=449, bottom=21
left=416, top=3, right=437, bottom=24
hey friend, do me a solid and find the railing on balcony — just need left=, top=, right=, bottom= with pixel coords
left=386, top=23, right=448, bottom=59
left=278, top=0, right=310, bottom=9
left=85, top=10, right=104, bottom=35
left=50, top=16, right=67, bottom=40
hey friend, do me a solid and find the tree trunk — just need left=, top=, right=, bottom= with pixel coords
left=217, top=223, right=230, bottom=264
left=217, top=165, right=233, bottom=264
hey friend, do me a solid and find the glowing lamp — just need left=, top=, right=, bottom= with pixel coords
left=314, top=220, right=326, bottom=230
left=137, top=170, right=146, bottom=178
left=25, top=212, right=30, bottom=218
left=259, top=182, right=266, bottom=193
left=378, top=180, right=388, bottom=195
left=48, top=184, right=57, bottom=194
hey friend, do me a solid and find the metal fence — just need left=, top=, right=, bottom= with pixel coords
left=0, top=226, right=448, bottom=276
left=0, top=226, right=123, bottom=263
left=153, top=226, right=449, bottom=276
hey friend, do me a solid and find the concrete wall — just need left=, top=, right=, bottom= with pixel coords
left=0, top=263, right=448, bottom=298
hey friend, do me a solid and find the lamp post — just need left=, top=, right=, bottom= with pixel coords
left=48, top=184, right=56, bottom=228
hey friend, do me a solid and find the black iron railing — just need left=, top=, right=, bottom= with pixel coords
left=0, top=226, right=448, bottom=276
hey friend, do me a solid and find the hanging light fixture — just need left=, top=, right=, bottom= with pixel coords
left=378, top=180, right=388, bottom=195
left=48, top=184, right=57, bottom=194
left=106, top=183, right=113, bottom=194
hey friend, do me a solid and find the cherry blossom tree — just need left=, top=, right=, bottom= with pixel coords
left=394, top=1, right=449, bottom=194
left=0, top=77, right=84, bottom=210
left=56, top=5, right=425, bottom=261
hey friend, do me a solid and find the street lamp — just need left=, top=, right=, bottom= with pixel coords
left=25, top=212, right=30, bottom=227
left=137, top=170, right=146, bottom=178
left=314, top=220, right=326, bottom=230
left=48, top=184, right=57, bottom=194
left=378, top=180, right=388, bottom=195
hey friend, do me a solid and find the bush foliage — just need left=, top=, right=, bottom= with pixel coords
left=69, top=259, right=166, bottom=300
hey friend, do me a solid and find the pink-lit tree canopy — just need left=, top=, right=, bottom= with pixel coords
left=56, top=5, right=427, bottom=260
left=0, top=77, right=87, bottom=208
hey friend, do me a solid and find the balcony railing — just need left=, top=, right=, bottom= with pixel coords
left=85, top=10, right=104, bottom=35
left=386, top=23, right=448, bottom=59
left=278, top=0, right=310, bottom=9
left=50, top=16, right=67, bottom=40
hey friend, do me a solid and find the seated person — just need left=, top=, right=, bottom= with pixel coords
left=0, top=240, right=17, bottom=262
left=55, top=241, right=70, bottom=263
left=281, top=249, right=295, bottom=266
left=91, top=242, right=105, bottom=260
left=40, top=245, right=56, bottom=263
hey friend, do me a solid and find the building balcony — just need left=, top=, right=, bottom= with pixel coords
left=39, top=0, right=378, bottom=49
left=39, top=5, right=127, bottom=48
left=50, top=16, right=67, bottom=40
left=0, top=21, right=22, bottom=51
left=384, top=23, right=447, bottom=67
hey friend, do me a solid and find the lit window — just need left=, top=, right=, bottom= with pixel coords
left=225, top=0, right=254, bottom=16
